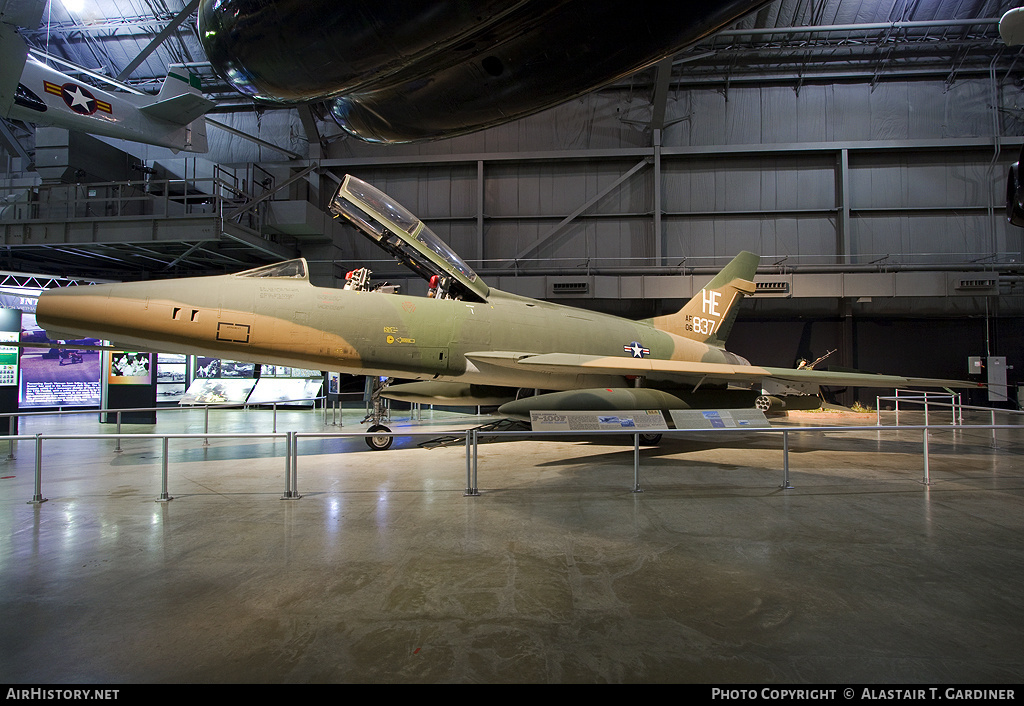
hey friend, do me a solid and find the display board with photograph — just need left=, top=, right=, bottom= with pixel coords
left=261, top=365, right=322, bottom=378
left=108, top=352, right=153, bottom=385
left=247, top=377, right=323, bottom=406
left=18, top=312, right=101, bottom=408
left=179, top=378, right=256, bottom=405
left=156, top=353, right=186, bottom=402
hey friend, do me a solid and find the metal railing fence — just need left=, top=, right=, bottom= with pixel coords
left=7, top=417, right=1020, bottom=506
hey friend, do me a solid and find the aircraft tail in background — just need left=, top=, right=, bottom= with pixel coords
left=137, top=65, right=214, bottom=126
left=2, top=52, right=214, bottom=153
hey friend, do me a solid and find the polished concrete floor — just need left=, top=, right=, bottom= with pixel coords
left=1, top=405, right=1023, bottom=684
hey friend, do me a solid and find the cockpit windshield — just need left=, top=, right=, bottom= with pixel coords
left=237, top=259, right=308, bottom=279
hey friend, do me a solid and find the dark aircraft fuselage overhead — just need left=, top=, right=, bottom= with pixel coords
left=197, top=0, right=771, bottom=143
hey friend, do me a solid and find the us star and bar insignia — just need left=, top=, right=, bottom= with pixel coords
left=624, top=341, right=650, bottom=358
left=44, top=81, right=112, bottom=116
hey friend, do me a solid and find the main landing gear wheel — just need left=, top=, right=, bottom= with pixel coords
left=366, top=425, right=393, bottom=451
left=639, top=433, right=662, bottom=446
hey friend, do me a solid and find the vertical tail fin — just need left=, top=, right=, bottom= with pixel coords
left=156, top=64, right=204, bottom=101
left=138, top=65, right=214, bottom=153
left=649, top=251, right=759, bottom=347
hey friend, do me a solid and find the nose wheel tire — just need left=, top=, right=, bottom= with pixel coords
left=639, top=433, right=662, bottom=446
left=366, top=425, right=393, bottom=450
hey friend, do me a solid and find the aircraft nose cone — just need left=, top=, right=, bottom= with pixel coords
left=36, top=285, right=117, bottom=341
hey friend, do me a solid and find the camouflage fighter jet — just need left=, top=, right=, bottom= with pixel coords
left=36, top=175, right=978, bottom=449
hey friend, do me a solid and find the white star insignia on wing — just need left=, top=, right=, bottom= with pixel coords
left=66, top=86, right=93, bottom=109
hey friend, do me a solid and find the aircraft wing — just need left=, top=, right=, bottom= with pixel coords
left=138, top=93, right=215, bottom=124
left=466, top=351, right=982, bottom=390
left=0, top=0, right=45, bottom=116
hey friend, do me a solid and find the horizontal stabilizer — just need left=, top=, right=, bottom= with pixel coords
left=138, top=92, right=215, bottom=124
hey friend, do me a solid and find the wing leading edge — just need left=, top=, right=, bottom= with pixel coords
left=465, top=351, right=983, bottom=391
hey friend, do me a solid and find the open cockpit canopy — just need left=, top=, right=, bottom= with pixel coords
left=329, top=175, right=489, bottom=302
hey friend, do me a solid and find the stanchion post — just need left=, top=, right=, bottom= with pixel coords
left=157, top=436, right=173, bottom=502
left=29, top=434, right=46, bottom=505
left=203, top=406, right=211, bottom=447
left=631, top=432, right=643, bottom=493
left=463, top=430, right=472, bottom=495
left=781, top=429, right=793, bottom=489
left=921, top=427, right=932, bottom=485
left=7, top=414, right=15, bottom=460
left=472, top=428, right=479, bottom=494
left=283, top=430, right=292, bottom=497
left=111, top=407, right=122, bottom=450
left=282, top=431, right=300, bottom=499
left=464, top=430, right=479, bottom=495
left=291, top=431, right=300, bottom=498
left=464, top=429, right=480, bottom=497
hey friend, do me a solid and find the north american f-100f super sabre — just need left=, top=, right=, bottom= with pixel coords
left=36, top=175, right=979, bottom=449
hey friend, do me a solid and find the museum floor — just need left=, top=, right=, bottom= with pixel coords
left=1, top=405, right=1022, bottom=684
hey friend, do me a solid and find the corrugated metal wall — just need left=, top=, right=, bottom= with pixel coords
left=321, top=75, right=1020, bottom=273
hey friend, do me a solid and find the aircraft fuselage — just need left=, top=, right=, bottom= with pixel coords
left=36, top=271, right=744, bottom=391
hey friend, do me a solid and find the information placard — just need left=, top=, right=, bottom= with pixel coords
left=529, top=410, right=668, bottom=432
left=668, top=409, right=771, bottom=429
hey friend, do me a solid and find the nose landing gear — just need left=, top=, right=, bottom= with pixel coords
left=365, top=424, right=394, bottom=450
left=362, top=376, right=394, bottom=450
